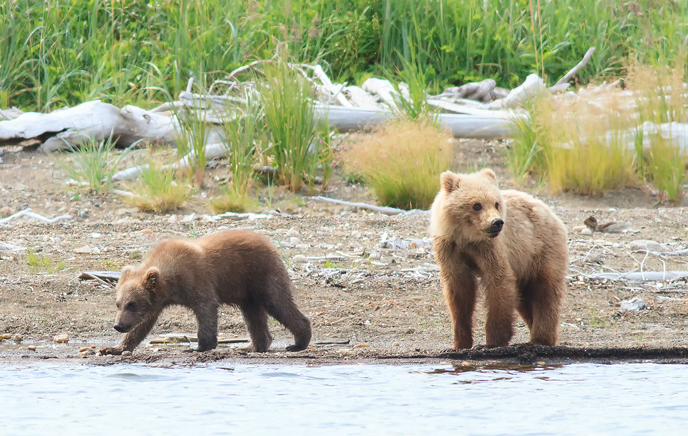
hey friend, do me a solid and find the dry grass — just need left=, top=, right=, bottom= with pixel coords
left=126, top=157, right=191, bottom=213
left=527, top=87, right=637, bottom=196
left=344, top=119, right=453, bottom=210
left=627, top=61, right=688, bottom=204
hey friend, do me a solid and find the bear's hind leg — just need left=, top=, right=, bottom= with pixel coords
left=265, top=300, right=312, bottom=352
left=525, top=276, right=564, bottom=346
left=241, top=302, right=273, bottom=352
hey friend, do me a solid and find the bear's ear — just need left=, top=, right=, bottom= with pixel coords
left=120, top=265, right=134, bottom=282
left=479, top=168, right=498, bottom=185
left=440, top=171, right=461, bottom=193
left=142, top=267, right=161, bottom=292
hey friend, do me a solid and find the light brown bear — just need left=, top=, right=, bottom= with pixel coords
left=429, top=169, right=567, bottom=349
left=99, top=230, right=312, bottom=355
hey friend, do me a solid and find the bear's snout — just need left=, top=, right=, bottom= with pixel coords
left=113, top=323, right=129, bottom=333
left=485, top=218, right=504, bottom=237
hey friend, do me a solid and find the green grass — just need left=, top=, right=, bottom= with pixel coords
left=126, top=155, right=191, bottom=212
left=55, top=136, right=131, bottom=194
left=2, top=1, right=687, bottom=111
left=26, top=249, right=65, bottom=274
left=261, top=57, right=318, bottom=192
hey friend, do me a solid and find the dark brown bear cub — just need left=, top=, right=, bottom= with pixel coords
left=99, top=230, right=312, bottom=355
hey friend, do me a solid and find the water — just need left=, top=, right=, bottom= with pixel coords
left=1, top=362, right=687, bottom=435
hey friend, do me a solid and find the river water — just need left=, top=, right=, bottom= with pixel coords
left=1, top=362, right=686, bottom=435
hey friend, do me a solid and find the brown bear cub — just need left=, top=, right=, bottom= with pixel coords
left=99, top=230, right=312, bottom=355
left=430, top=169, right=568, bottom=349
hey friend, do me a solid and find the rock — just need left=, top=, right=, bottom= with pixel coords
left=630, top=240, right=667, bottom=253
left=168, top=214, right=178, bottom=223
left=78, top=210, right=89, bottom=219
left=286, top=227, right=299, bottom=236
left=581, top=228, right=593, bottom=235
left=354, top=343, right=370, bottom=348
left=0, top=206, right=11, bottom=217
left=289, top=237, right=300, bottom=245
left=78, top=346, right=92, bottom=352
left=572, top=225, right=586, bottom=232
left=13, top=334, right=22, bottom=343
left=392, top=342, right=400, bottom=347
left=122, top=350, right=132, bottom=356
left=293, top=254, right=308, bottom=263
left=53, top=333, right=69, bottom=343
left=74, top=245, right=97, bottom=254
left=621, top=297, right=648, bottom=311
left=0, top=334, right=11, bottom=340
left=27, top=345, right=36, bottom=351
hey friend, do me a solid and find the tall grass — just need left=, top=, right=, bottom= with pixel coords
left=2, top=1, right=687, bottom=111
left=55, top=136, right=131, bottom=194
left=261, top=58, right=318, bottom=192
left=628, top=61, right=688, bottom=203
left=211, top=89, right=264, bottom=213
left=345, top=119, right=453, bottom=209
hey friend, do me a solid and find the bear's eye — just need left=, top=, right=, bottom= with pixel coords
left=495, top=202, right=499, bottom=210
left=473, top=203, right=482, bottom=211
left=125, top=302, right=137, bottom=312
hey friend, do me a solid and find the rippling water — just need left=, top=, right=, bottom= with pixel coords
left=1, top=362, right=686, bottom=435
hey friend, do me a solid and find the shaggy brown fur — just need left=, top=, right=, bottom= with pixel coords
left=99, top=230, right=311, bottom=355
left=429, top=169, right=568, bottom=349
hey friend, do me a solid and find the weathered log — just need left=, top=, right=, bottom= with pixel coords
left=0, top=101, right=179, bottom=151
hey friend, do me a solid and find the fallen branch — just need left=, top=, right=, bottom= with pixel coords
left=0, top=242, right=26, bottom=251
left=554, top=47, right=596, bottom=87
left=309, top=196, right=429, bottom=216
left=79, top=271, right=121, bottom=282
left=0, top=208, right=72, bottom=225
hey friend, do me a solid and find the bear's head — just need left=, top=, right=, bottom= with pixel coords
left=112, top=265, right=161, bottom=333
left=429, top=168, right=506, bottom=242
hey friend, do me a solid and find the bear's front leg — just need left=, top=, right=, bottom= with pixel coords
left=193, top=302, right=219, bottom=352
left=478, top=250, right=517, bottom=347
left=435, top=239, right=478, bottom=349
left=99, top=311, right=162, bottom=355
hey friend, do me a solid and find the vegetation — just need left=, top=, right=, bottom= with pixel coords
left=345, top=118, right=453, bottom=209
left=125, top=155, right=191, bottom=212
left=2, top=1, right=687, bottom=111
left=26, top=249, right=65, bottom=274
left=261, top=58, right=322, bottom=193
left=55, top=136, right=131, bottom=194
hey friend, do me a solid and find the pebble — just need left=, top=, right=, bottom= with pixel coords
left=74, top=246, right=97, bottom=254
left=392, top=342, right=400, bottom=347
left=122, top=351, right=132, bottom=356
left=0, top=206, right=11, bottom=217
left=53, top=333, right=69, bottom=344
left=168, top=215, right=178, bottom=223
left=13, top=334, right=22, bottom=343
left=354, top=343, right=370, bottom=348
left=27, top=345, right=36, bottom=351
left=78, top=210, right=89, bottom=219
left=0, top=334, right=12, bottom=340
left=289, top=237, right=300, bottom=245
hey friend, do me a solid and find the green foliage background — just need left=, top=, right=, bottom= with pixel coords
left=1, top=0, right=686, bottom=111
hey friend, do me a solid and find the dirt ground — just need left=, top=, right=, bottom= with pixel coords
left=1, top=139, right=688, bottom=365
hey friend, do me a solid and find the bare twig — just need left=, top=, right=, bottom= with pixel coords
left=0, top=208, right=72, bottom=225
left=309, top=196, right=429, bottom=216
left=553, top=47, right=596, bottom=87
